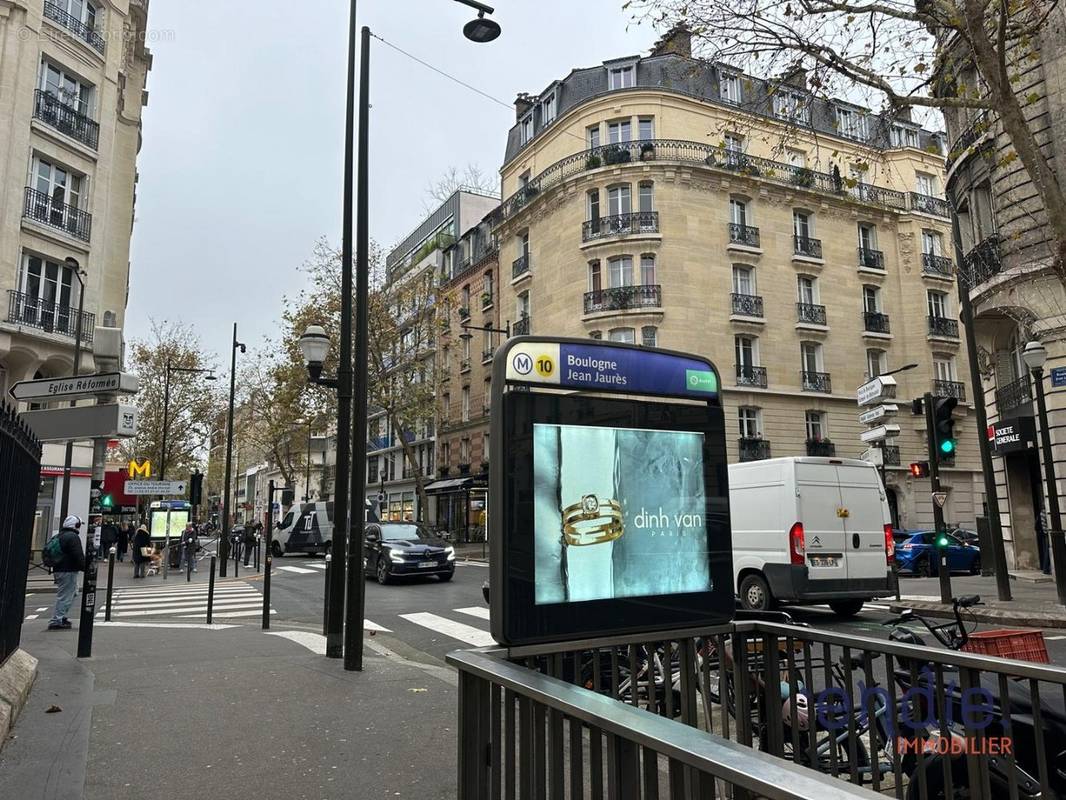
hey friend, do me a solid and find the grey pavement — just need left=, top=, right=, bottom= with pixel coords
left=889, top=571, right=1066, bottom=629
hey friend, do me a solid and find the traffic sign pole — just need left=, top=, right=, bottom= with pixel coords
left=924, top=392, right=952, bottom=603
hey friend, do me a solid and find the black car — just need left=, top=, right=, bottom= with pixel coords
left=364, top=522, right=455, bottom=584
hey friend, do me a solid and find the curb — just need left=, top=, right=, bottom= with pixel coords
left=888, top=600, right=1066, bottom=630
left=0, top=649, right=39, bottom=751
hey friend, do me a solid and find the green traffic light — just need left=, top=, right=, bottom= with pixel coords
left=936, top=534, right=950, bottom=548
left=940, top=439, right=956, bottom=454
left=101, top=494, right=114, bottom=509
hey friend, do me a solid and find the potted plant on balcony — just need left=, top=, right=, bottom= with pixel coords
left=586, top=154, right=602, bottom=169
left=639, top=141, right=656, bottom=161
left=704, top=150, right=719, bottom=167
left=479, top=459, right=490, bottom=474
left=791, top=167, right=815, bottom=188
left=522, top=184, right=539, bottom=200
left=607, top=285, right=637, bottom=310
left=603, top=145, right=632, bottom=165
left=480, top=291, right=492, bottom=307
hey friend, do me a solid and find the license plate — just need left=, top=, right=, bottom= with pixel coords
left=809, top=556, right=839, bottom=568
left=418, top=561, right=437, bottom=569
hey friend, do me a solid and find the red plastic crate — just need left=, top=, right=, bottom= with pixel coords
left=962, top=629, right=1049, bottom=663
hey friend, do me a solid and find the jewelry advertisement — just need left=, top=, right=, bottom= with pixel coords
left=533, top=423, right=711, bottom=604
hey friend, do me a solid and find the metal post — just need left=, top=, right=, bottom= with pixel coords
left=924, top=393, right=953, bottom=603
left=162, top=506, right=171, bottom=580
left=255, top=537, right=260, bottom=572
left=207, top=555, right=216, bottom=624
left=160, top=361, right=171, bottom=480
left=323, top=552, right=331, bottom=636
left=234, top=532, right=239, bottom=578
left=220, top=323, right=239, bottom=577
left=1030, top=367, right=1066, bottom=605
left=76, top=541, right=97, bottom=658
left=343, top=22, right=370, bottom=672
left=186, top=538, right=192, bottom=582
left=306, top=419, right=313, bottom=502
left=104, top=547, right=116, bottom=622
left=58, top=266, right=86, bottom=523
left=264, top=480, right=273, bottom=630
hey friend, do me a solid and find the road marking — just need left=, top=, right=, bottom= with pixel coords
left=24, top=614, right=39, bottom=620
left=107, top=592, right=262, bottom=607
left=306, top=562, right=327, bottom=569
left=455, top=606, right=490, bottom=620
left=99, top=602, right=265, bottom=618
left=103, top=598, right=263, bottom=613
left=176, top=609, right=276, bottom=618
left=266, top=630, right=326, bottom=654
left=1045, top=635, right=1066, bottom=641
left=36, top=607, right=48, bottom=612
left=399, top=612, right=496, bottom=647
left=457, top=561, right=489, bottom=568
left=364, top=619, right=391, bottom=632
left=277, top=566, right=316, bottom=574
left=96, top=621, right=239, bottom=630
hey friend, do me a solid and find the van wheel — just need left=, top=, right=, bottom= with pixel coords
left=739, top=574, right=772, bottom=611
left=271, top=541, right=283, bottom=558
left=828, top=600, right=864, bottom=617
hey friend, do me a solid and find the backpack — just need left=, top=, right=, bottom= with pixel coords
left=42, top=534, right=64, bottom=568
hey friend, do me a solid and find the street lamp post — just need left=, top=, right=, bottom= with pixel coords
left=58, top=258, right=87, bottom=523
left=159, top=362, right=217, bottom=480
left=220, top=323, right=246, bottom=577
left=305, top=417, right=314, bottom=502
left=1023, top=340, right=1066, bottom=605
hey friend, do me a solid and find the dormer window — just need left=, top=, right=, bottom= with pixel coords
left=836, top=107, right=868, bottom=141
left=541, top=91, right=556, bottom=125
left=720, top=72, right=741, bottom=105
left=773, top=90, right=810, bottom=124
left=519, top=114, right=533, bottom=145
left=608, top=64, right=634, bottom=90
left=890, top=123, right=920, bottom=148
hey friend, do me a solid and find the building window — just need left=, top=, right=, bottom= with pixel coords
left=793, top=210, right=812, bottom=239
left=797, top=275, right=817, bottom=305
left=928, top=290, right=949, bottom=318
left=801, top=341, right=823, bottom=372
left=916, top=172, right=938, bottom=197
left=19, top=254, right=81, bottom=315
left=724, top=133, right=744, bottom=154
left=461, top=284, right=471, bottom=310
left=720, top=72, right=741, bottom=104
left=519, top=114, right=533, bottom=145
left=934, top=355, right=957, bottom=383
left=541, top=91, right=556, bottom=125
left=367, top=457, right=379, bottom=486
left=607, top=184, right=631, bottom=215
left=441, top=345, right=451, bottom=371
left=587, top=124, right=600, bottom=149
left=786, top=148, right=806, bottom=168
left=483, top=270, right=494, bottom=301
left=518, top=231, right=530, bottom=258
left=55, top=0, right=99, bottom=30
left=735, top=335, right=757, bottom=368
left=863, top=285, right=881, bottom=313
left=804, top=411, right=825, bottom=441
left=442, top=393, right=450, bottom=420
left=607, top=255, right=634, bottom=287
left=588, top=260, right=602, bottom=292
left=608, top=327, right=635, bottom=343
left=608, top=64, right=634, bottom=90
left=607, top=119, right=632, bottom=143
left=461, top=386, right=470, bottom=422
left=738, top=407, right=761, bottom=439
left=461, top=333, right=471, bottom=361
left=729, top=197, right=748, bottom=227
left=891, top=124, right=920, bottom=148
left=641, top=326, right=657, bottom=347
left=40, top=61, right=95, bottom=117
left=517, top=290, right=530, bottom=319
left=866, top=349, right=887, bottom=379
left=773, top=90, right=809, bottom=123
left=638, top=181, right=654, bottom=214
left=640, top=254, right=656, bottom=285
left=922, top=229, right=943, bottom=256
left=460, top=437, right=470, bottom=462
left=587, top=189, right=600, bottom=222
left=836, top=107, right=868, bottom=140
left=589, top=330, right=602, bottom=339
left=33, top=157, right=85, bottom=211
left=732, top=265, right=755, bottom=295
left=638, top=116, right=654, bottom=140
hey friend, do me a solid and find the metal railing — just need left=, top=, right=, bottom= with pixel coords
left=43, top=0, right=105, bottom=53
left=583, top=211, right=659, bottom=241
left=947, top=110, right=992, bottom=168
left=739, top=437, right=771, bottom=461
left=922, top=252, right=954, bottom=278
left=802, top=371, right=832, bottom=393
left=794, top=236, right=822, bottom=258
left=735, top=364, right=767, bottom=388
left=7, top=290, right=96, bottom=344
left=797, top=303, right=827, bottom=325
left=22, top=187, right=92, bottom=241
left=806, top=438, right=836, bottom=456
left=482, top=348, right=494, bottom=363
left=857, top=248, right=884, bottom=270
left=961, top=235, right=1002, bottom=288
left=881, top=444, right=901, bottom=465
left=863, top=311, right=891, bottom=334
left=584, top=285, right=662, bottom=314
left=512, top=254, right=531, bottom=280
left=33, top=90, right=100, bottom=150
left=731, top=293, right=763, bottom=317
left=933, top=379, right=966, bottom=400
left=512, top=316, right=530, bottom=336
left=910, top=193, right=950, bottom=217
left=728, top=223, right=761, bottom=247
left=996, top=374, right=1033, bottom=413
left=928, top=316, right=959, bottom=338
left=460, top=358, right=471, bottom=372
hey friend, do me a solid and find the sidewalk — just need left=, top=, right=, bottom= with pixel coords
left=452, top=541, right=488, bottom=562
left=890, top=572, right=1066, bottom=628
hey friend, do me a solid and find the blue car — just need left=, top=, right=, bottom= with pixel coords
left=895, top=530, right=981, bottom=576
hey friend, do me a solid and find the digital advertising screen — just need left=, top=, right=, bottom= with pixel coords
left=150, top=509, right=189, bottom=540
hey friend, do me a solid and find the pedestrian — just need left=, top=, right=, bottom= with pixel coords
left=116, top=523, right=130, bottom=562
left=1037, top=510, right=1052, bottom=575
left=243, top=522, right=258, bottom=567
left=100, top=519, right=119, bottom=558
left=47, top=515, right=85, bottom=630
left=179, top=523, right=199, bottom=573
left=132, top=524, right=151, bottom=578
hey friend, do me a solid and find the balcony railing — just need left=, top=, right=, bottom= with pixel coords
left=581, top=211, right=659, bottom=242
left=801, top=371, right=832, bottom=393
left=858, top=247, right=884, bottom=270
left=910, top=193, right=950, bottom=217
left=727, top=223, right=760, bottom=247
left=928, top=316, right=959, bottom=338
left=933, top=379, right=966, bottom=400
left=735, top=364, right=767, bottom=388
left=806, top=439, right=836, bottom=457
left=512, top=316, right=530, bottom=336
left=512, top=254, right=530, bottom=279
left=33, top=90, right=99, bottom=150
left=43, top=1, right=105, bottom=53
left=863, top=311, right=891, bottom=334
left=996, top=374, right=1032, bottom=413
left=583, top=285, right=662, bottom=314
left=23, top=187, right=92, bottom=241
left=738, top=437, right=771, bottom=462
left=6, top=290, right=95, bottom=344
left=481, top=348, right=494, bottom=363
left=459, top=358, right=471, bottom=373
left=730, top=292, right=763, bottom=317
left=481, top=293, right=493, bottom=310
left=796, top=302, right=827, bottom=325
left=947, top=110, right=991, bottom=168
left=922, top=252, right=954, bottom=278
left=794, top=235, right=822, bottom=258
left=961, top=235, right=1003, bottom=288
left=881, top=444, right=901, bottom=466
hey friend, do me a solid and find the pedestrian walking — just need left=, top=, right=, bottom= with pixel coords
left=46, top=515, right=85, bottom=630
left=117, top=523, right=130, bottom=562
left=179, top=523, right=199, bottom=572
left=243, top=522, right=258, bottom=567
left=132, top=524, right=152, bottom=578
left=100, top=519, right=119, bottom=557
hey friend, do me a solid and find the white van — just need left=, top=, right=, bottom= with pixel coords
left=272, top=500, right=380, bottom=557
left=729, top=456, right=896, bottom=616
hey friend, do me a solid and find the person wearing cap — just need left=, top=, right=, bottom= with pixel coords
left=132, top=523, right=152, bottom=578
left=48, top=515, right=86, bottom=630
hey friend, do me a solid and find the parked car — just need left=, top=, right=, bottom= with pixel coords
left=364, top=521, right=455, bottom=584
left=895, top=530, right=981, bottom=576
left=950, top=527, right=981, bottom=546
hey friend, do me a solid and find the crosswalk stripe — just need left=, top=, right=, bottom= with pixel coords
left=112, top=582, right=252, bottom=594
left=266, top=630, right=326, bottom=654
left=98, top=601, right=263, bottom=617
left=305, top=562, right=328, bottom=569
left=364, top=619, right=391, bottom=632
left=106, top=597, right=262, bottom=612
left=399, top=612, right=496, bottom=647
left=35, top=607, right=48, bottom=612
left=177, top=609, right=276, bottom=618
left=111, top=588, right=253, bottom=600
left=277, top=566, right=316, bottom=574
left=110, top=591, right=261, bottom=605
left=24, top=614, right=39, bottom=620
left=455, top=606, right=491, bottom=620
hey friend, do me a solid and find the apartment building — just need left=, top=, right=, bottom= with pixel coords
left=940, top=5, right=1066, bottom=569
left=0, top=1, right=151, bottom=541
left=493, top=28, right=983, bottom=530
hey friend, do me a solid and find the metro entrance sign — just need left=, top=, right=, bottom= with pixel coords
left=9, top=371, right=138, bottom=402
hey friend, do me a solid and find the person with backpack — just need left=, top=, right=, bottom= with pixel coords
left=243, top=522, right=258, bottom=567
left=45, top=515, right=86, bottom=630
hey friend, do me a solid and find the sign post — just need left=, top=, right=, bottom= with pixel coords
left=857, top=377, right=899, bottom=486
left=9, top=371, right=138, bottom=402
left=923, top=392, right=953, bottom=603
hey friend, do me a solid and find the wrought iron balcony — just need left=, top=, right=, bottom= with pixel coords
left=910, top=193, right=950, bottom=217
left=482, top=348, right=494, bottom=363
left=806, top=439, right=836, bottom=457
left=512, top=254, right=530, bottom=279
left=928, top=316, right=959, bottom=338
left=33, top=90, right=99, bottom=150
left=801, top=371, right=832, bottom=393
left=796, top=302, right=827, bottom=325
left=995, top=374, right=1032, bottom=413
left=22, top=187, right=92, bottom=241
left=728, top=223, right=760, bottom=247
left=584, top=285, right=662, bottom=314
left=730, top=293, right=763, bottom=317
left=512, top=316, right=530, bottom=336
left=881, top=445, right=901, bottom=466
left=43, top=1, right=105, bottom=53
left=933, top=380, right=966, bottom=401
left=858, top=248, right=885, bottom=270
left=460, top=358, right=471, bottom=373
left=794, top=236, right=822, bottom=258
left=735, top=364, right=767, bottom=388
left=961, top=235, right=1002, bottom=288
left=7, top=290, right=95, bottom=344
left=922, top=252, right=954, bottom=278
left=738, top=437, right=771, bottom=462
left=863, top=311, right=891, bottom=334
left=582, top=211, right=659, bottom=242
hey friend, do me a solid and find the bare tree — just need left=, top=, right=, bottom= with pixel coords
left=423, top=164, right=499, bottom=212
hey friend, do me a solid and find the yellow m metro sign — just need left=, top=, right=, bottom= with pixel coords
left=128, top=459, right=152, bottom=479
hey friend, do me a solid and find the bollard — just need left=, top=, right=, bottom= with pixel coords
left=186, top=543, right=193, bottom=583
left=322, top=553, right=331, bottom=636
left=207, top=555, right=216, bottom=624
left=234, top=539, right=239, bottom=578
left=105, top=546, right=117, bottom=622
left=76, top=543, right=98, bottom=658
left=255, top=539, right=260, bottom=572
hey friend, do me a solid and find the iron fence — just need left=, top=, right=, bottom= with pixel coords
left=738, top=437, right=771, bottom=461
left=0, top=401, right=43, bottom=666
left=858, top=248, right=885, bottom=270
left=584, top=285, right=662, bottom=314
left=7, top=290, right=96, bottom=344
left=33, top=90, right=100, bottom=149
left=863, top=312, right=891, bottom=334
left=731, top=293, right=763, bottom=318
left=928, top=317, right=960, bottom=338
left=583, top=212, right=660, bottom=242
left=513, top=254, right=531, bottom=280
left=794, top=236, right=823, bottom=259
left=728, top=224, right=761, bottom=248
left=43, top=0, right=105, bottom=53
left=23, top=186, right=92, bottom=241
left=995, top=375, right=1033, bottom=413
left=922, top=253, right=954, bottom=278
left=797, top=303, right=827, bottom=326
left=735, top=364, right=767, bottom=389
left=802, top=371, right=832, bottom=393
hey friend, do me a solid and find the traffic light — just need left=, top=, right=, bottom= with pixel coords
left=909, top=462, right=930, bottom=478
left=281, top=488, right=295, bottom=506
left=100, top=493, right=114, bottom=511
left=934, top=397, right=958, bottom=458
left=934, top=530, right=951, bottom=549
left=189, top=470, right=203, bottom=505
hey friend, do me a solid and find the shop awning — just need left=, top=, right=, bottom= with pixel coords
left=423, top=476, right=486, bottom=495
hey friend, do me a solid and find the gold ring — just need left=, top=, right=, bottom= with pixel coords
left=561, top=493, right=624, bottom=546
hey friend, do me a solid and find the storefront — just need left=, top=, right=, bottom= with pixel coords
left=424, top=475, right=487, bottom=542
left=988, top=416, right=1043, bottom=570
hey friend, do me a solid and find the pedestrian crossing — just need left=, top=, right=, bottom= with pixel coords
left=97, top=581, right=275, bottom=621
left=395, top=607, right=495, bottom=647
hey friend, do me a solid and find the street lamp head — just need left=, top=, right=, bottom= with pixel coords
left=1023, top=340, right=1048, bottom=372
left=459, top=328, right=474, bottom=342
left=463, top=12, right=501, bottom=43
left=299, top=324, right=331, bottom=381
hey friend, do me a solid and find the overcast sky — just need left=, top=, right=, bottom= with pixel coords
left=126, top=0, right=659, bottom=361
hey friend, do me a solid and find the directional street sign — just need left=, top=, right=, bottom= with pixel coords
left=860, top=447, right=884, bottom=467
left=857, top=375, right=898, bottom=407
left=20, top=403, right=137, bottom=442
left=858, top=404, right=899, bottom=426
left=932, top=492, right=948, bottom=508
left=9, top=371, right=138, bottom=402
left=124, top=480, right=186, bottom=496
left=860, top=423, right=902, bottom=444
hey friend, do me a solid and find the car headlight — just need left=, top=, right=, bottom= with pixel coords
left=445, top=545, right=455, bottom=562
left=388, top=549, right=406, bottom=563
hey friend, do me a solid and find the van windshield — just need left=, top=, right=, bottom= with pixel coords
left=379, top=523, right=430, bottom=541
left=278, top=512, right=294, bottom=530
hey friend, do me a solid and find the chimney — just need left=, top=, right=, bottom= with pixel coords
left=514, top=93, right=534, bottom=121
left=651, top=24, right=692, bottom=58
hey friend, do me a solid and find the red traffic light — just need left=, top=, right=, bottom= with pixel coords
left=909, top=462, right=930, bottom=478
